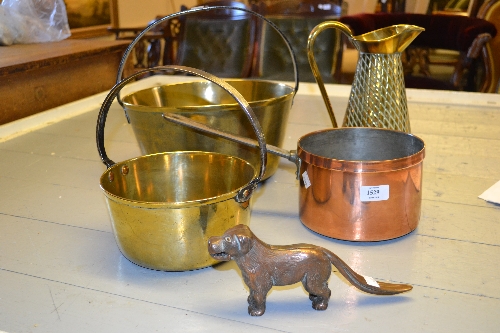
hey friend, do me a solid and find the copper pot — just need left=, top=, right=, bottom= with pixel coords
left=164, top=115, right=425, bottom=241
left=297, top=128, right=425, bottom=241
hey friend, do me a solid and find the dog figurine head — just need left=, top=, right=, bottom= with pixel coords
left=207, top=224, right=254, bottom=261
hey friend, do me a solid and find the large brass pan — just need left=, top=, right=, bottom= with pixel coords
left=121, top=79, right=294, bottom=180
left=114, top=5, right=299, bottom=180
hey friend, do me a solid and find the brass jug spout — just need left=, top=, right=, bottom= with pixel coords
left=351, top=24, right=425, bottom=54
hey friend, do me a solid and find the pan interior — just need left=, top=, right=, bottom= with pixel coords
left=300, top=128, right=424, bottom=161
left=122, top=80, right=293, bottom=108
left=100, top=152, right=255, bottom=203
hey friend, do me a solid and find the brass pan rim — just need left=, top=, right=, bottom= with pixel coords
left=99, top=151, right=257, bottom=208
left=122, top=79, right=295, bottom=112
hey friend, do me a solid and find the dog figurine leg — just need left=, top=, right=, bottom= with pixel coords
left=307, top=289, right=331, bottom=310
left=247, top=289, right=267, bottom=316
left=302, top=275, right=332, bottom=310
left=244, top=272, right=273, bottom=316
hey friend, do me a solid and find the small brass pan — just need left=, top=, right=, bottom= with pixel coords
left=96, top=66, right=267, bottom=271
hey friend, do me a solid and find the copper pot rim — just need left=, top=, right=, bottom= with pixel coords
left=297, top=127, right=425, bottom=173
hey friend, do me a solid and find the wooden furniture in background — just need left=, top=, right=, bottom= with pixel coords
left=109, top=1, right=257, bottom=78
left=174, top=1, right=256, bottom=78
left=251, top=0, right=344, bottom=83
left=0, top=39, right=132, bottom=125
left=339, top=13, right=497, bottom=91
left=108, top=19, right=176, bottom=69
left=477, top=0, right=500, bottom=92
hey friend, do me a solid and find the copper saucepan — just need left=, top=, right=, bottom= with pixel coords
left=163, top=113, right=425, bottom=241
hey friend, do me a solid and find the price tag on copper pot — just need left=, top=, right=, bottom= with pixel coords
left=302, top=171, right=312, bottom=189
left=360, top=185, right=389, bottom=201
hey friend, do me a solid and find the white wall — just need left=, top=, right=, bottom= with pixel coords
left=116, top=0, right=198, bottom=27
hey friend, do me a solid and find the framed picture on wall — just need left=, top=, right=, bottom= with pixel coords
left=65, top=0, right=118, bottom=38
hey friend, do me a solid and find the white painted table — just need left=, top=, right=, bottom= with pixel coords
left=1, top=77, right=499, bottom=332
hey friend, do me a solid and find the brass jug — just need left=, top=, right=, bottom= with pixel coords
left=308, top=21, right=424, bottom=132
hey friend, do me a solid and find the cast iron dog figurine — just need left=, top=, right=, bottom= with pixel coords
left=208, top=224, right=412, bottom=316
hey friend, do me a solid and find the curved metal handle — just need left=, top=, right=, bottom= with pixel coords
left=307, top=21, right=355, bottom=129
left=115, top=6, right=299, bottom=109
left=96, top=65, right=267, bottom=203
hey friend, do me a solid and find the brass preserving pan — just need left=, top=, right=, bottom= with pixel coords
left=115, top=6, right=299, bottom=180
left=96, top=66, right=267, bottom=271
left=121, top=79, right=294, bottom=180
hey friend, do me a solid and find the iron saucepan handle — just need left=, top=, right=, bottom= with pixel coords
left=115, top=5, right=300, bottom=111
left=162, top=113, right=298, bottom=164
left=96, top=65, right=268, bottom=202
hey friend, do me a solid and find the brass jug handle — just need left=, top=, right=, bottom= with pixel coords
left=307, top=21, right=355, bottom=129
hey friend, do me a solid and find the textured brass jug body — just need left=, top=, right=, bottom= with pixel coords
left=308, top=21, right=424, bottom=132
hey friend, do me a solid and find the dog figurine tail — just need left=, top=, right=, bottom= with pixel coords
left=324, top=249, right=413, bottom=295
